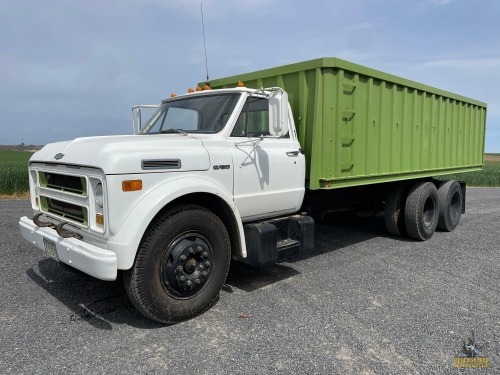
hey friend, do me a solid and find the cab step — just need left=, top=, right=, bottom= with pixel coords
left=241, top=214, right=314, bottom=267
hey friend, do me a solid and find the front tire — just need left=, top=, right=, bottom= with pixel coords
left=124, top=205, right=231, bottom=324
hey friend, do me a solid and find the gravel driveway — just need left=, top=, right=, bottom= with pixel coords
left=1, top=188, right=499, bottom=374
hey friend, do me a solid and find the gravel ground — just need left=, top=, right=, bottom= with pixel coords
left=1, top=188, right=499, bottom=374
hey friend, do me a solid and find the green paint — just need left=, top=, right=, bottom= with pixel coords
left=208, top=58, right=487, bottom=190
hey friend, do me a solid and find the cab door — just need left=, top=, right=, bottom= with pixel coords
left=228, top=95, right=305, bottom=221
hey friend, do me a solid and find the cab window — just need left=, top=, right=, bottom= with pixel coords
left=231, top=97, right=270, bottom=137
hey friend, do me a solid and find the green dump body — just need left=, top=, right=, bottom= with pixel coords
left=208, top=58, right=487, bottom=190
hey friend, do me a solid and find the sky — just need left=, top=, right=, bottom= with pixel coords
left=0, top=0, right=499, bottom=152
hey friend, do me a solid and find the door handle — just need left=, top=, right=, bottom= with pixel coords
left=286, top=150, right=300, bottom=157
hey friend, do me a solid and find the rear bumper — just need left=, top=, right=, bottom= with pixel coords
left=19, top=216, right=117, bottom=281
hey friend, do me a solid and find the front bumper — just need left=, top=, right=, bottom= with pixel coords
left=19, top=216, right=117, bottom=281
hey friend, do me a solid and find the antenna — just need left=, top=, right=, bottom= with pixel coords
left=200, top=3, right=210, bottom=84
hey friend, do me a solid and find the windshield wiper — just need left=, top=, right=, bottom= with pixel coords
left=160, top=128, right=188, bottom=136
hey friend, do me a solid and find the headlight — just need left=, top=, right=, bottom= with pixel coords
left=95, top=183, right=104, bottom=208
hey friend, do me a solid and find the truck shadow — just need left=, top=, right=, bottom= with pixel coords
left=291, top=212, right=413, bottom=261
left=25, top=214, right=409, bottom=328
left=225, top=213, right=411, bottom=291
left=26, top=261, right=164, bottom=330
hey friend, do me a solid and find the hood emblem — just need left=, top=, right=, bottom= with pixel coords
left=54, top=153, right=65, bottom=160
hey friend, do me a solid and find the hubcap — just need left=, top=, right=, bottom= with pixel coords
left=160, top=233, right=214, bottom=298
left=450, top=191, right=461, bottom=222
left=423, top=196, right=436, bottom=229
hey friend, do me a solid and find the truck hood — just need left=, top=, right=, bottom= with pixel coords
left=30, top=134, right=210, bottom=174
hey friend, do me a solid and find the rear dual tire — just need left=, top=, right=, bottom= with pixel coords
left=385, top=180, right=462, bottom=241
left=404, top=182, right=439, bottom=241
left=437, top=180, right=463, bottom=232
left=384, top=184, right=409, bottom=237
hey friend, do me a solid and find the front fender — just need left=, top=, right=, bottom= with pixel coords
left=106, top=175, right=246, bottom=269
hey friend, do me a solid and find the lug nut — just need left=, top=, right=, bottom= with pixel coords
left=180, top=275, right=186, bottom=281
left=195, top=279, right=200, bottom=284
left=205, top=261, right=210, bottom=267
left=199, top=264, right=204, bottom=270
left=177, top=266, right=183, bottom=272
left=202, top=271, right=208, bottom=277
left=202, top=252, right=208, bottom=258
left=186, top=280, right=192, bottom=287
left=189, top=247, right=194, bottom=254
left=180, top=255, right=187, bottom=261
left=197, top=246, right=202, bottom=253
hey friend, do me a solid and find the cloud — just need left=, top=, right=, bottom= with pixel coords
left=423, top=57, right=500, bottom=70
left=347, top=22, right=376, bottom=30
left=428, top=0, right=454, bottom=6
left=130, top=0, right=276, bottom=16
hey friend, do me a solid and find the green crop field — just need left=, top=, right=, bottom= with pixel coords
left=437, top=159, right=500, bottom=187
left=0, top=150, right=499, bottom=197
left=0, top=150, right=32, bottom=196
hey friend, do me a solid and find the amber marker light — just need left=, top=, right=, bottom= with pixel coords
left=96, top=214, right=104, bottom=225
left=196, top=86, right=203, bottom=91
left=122, top=180, right=143, bottom=192
left=170, top=93, right=177, bottom=97
left=237, top=81, right=245, bottom=87
left=188, top=88, right=194, bottom=93
left=203, top=84, right=211, bottom=90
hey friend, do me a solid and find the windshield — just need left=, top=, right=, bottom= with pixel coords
left=140, top=93, right=241, bottom=134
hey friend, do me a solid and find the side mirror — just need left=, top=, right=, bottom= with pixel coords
left=268, top=90, right=289, bottom=137
left=132, top=106, right=142, bottom=134
left=131, top=104, right=160, bottom=134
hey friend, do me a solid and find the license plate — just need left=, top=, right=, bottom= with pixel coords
left=43, top=238, right=59, bottom=260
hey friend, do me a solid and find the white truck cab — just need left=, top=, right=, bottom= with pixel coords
left=19, top=87, right=313, bottom=323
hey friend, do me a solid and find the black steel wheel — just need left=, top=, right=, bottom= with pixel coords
left=384, top=183, right=409, bottom=237
left=405, top=181, right=439, bottom=241
left=437, top=180, right=462, bottom=232
left=124, top=205, right=231, bottom=324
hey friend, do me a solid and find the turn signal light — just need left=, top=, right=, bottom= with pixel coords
left=122, top=180, right=143, bottom=192
left=96, top=214, right=104, bottom=225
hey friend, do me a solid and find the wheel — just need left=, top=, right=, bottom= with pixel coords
left=437, top=180, right=462, bottom=232
left=384, top=184, right=409, bottom=237
left=405, top=182, right=439, bottom=241
left=124, top=205, right=231, bottom=324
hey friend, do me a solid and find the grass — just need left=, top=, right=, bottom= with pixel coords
left=0, top=150, right=499, bottom=198
left=0, top=150, right=32, bottom=196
